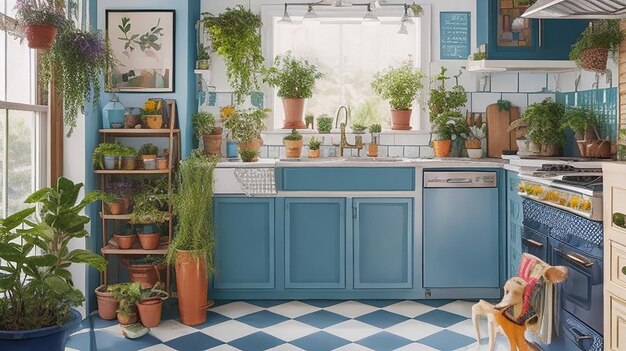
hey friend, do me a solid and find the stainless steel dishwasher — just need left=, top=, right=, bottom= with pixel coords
left=423, top=171, right=501, bottom=297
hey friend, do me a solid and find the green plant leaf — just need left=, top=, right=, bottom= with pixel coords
left=66, top=249, right=107, bottom=271
left=44, top=275, right=71, bottom=294
left=0, top=207, right=35, bottom=231
left=0, top=243, right=23, bottom=262
left=26, top=254, right=57, bottom=267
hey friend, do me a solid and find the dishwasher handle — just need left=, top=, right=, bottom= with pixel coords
left=424, top=172, right=498, bottom=188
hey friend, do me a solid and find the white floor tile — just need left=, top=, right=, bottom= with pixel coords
left=438, top=300, right=476, bottom=319
left=324, top=301, right=380, bottom=318
left=267, top=344, right=306, bottom=351
left=210, top=301, right=263, bottom=318
left=262, top=320, right=319, bottom=342
left=267, top=300, right=322, bottom=318
left=207, top=345, right=243, bottom=351
left=334, top=343, right=375, bottom=350
left=384, top=319, right=442, bottom=341
left=383, top=300, right=435, bottom=318
left=323, top=320, right=381, bottom=342
left=199, top=320, right=258, bottom=342
left=447, top=318, right=483, bottom=339
left=138, top=345, right=178, bottom=351
left=395, top=343, right=440, bottom=351
left=148, top=320, right=200, bottom=343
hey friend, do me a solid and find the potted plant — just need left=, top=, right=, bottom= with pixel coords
left=104, top=180, right=134, bottom=214
left=305, top=113, right=314, bottom=129
left=14, top=0, right=66, bottom=49
left=263, top=51, right=323, bottom=129
left=283, top=128, right=303, bottom=158
left=317, top=114, right=333, bottom=133
left=351, top=123, right=367, bottom=134
left=570, top=19, right=625, bottom=72
left=371, top=60, right=424, bottom=130
left=224, top=107, right=270, bottom=154
left=113, top=224, right=136, bottom=250
left=107, top=283, right=141, bottom=325
left=135, top=282, right=169, bottom=328
left=167, top=150, right=217, bottom=326
left=155, top=149, right=169, bottom=170
left=239, top=148, right=259, bottom=162
left=308, top=137, right=321, bottom=158
left=92, top=142, right=136, bottom=170
left=197, top=43, right=211, bottom=70
left=428, top=67, right=468, bottom=157
left=129, top=191, right=168, bottom=250
left=368, top=124, right=382, bottom=157
left=138, top=143, right=159, bottom=170
left=140, top=99, right=163, bottom=129
left=95, top=285, right=118, bottom=321
left=522, top=98, right=565, bottom=156
left=193, top=111, right=223, bottom=156
left=562, top=107, right=600, bottom=156
left=203, top=5, right=263, bottom=104
left=463, top=125, right=486, bottom=159
left=121, top=256, right=166, bottom=289
left=0, top=177, right=107, bottom=351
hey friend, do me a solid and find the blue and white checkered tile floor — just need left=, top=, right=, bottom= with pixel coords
left=65, top=299, right=512, bottom=351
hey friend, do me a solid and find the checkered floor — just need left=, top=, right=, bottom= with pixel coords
left=65, top=300, right=512, bottom=351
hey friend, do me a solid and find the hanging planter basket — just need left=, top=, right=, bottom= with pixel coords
left=580, top=47, right=609, bottom=72
left=24, top=24, right=57, bottom=49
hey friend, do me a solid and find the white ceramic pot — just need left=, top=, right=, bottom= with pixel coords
left=467, top=149, right=483, bottom=159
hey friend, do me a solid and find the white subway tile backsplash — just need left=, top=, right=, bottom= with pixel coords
left=490, top=74, right=518, bottom=93
left=420, top=146, right=434, bottom=158
left=259, top=146, right=269, bottom=158
left=395, top=134, right=422, bottom=146
left=388, top=146, right=403, bottom=157
left=501, top=93, right=528, bottom=111
left=379, top=133, right=394, bottom=145
left=378, top=146, right=388, bottom=157
left=471, top=93, right=501, bottom=113
left=268, top=146, right=279, bottom=158
left=518, top=73, right=547, bottom=93
left=404, top=146, right=420, bottom=158
left=528, top=93, right=556, bottom=105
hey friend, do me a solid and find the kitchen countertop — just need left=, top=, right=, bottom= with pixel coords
left=216, top=157, right=509, bottom=168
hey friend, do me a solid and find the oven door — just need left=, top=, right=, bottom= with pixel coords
left=550, top=239, right=603, bottom=335
left=522, top=226, right=549, bottom=263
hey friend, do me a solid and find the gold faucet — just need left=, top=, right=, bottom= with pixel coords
left=335, top=106, right=363, bottom=157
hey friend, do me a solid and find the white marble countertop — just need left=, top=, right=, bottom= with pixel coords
left=216, top=157, right=509, bottom=168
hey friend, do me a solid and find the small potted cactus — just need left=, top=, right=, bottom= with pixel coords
left=308, top=137, right=321, bottom=158
left=283, top=129, right=303, bottom=158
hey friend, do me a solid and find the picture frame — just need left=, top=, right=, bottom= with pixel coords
left=106, top=10, right=175, bottom=93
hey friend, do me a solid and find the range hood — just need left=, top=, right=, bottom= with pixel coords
left=522, top=0, right=626, bottom=19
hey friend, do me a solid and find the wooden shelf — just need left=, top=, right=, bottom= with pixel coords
left=100, top=128, right=180, bottom=137
left=101, top=244, right=169, bottom=255
left=99, top=212, right=171, bottom=220
left=95, top=169, right=171, bottom=175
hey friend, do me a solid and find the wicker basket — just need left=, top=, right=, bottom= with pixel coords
left=580, top=47, right=609, bottom=72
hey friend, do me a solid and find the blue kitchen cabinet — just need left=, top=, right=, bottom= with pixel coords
left=353, top=198, right=413, bottom=289
left=476, top=0, right=587, bottom=60
left=507, top=171, right=523, bottom=278
left=284, top=198, right=346, bottom=289
left=213, top=197, right=275, bottom=289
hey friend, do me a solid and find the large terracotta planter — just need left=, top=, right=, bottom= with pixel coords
left=144, top=115, right=163, bottom=129
left=136, top=299, right=163, bottom=328
left=121, top=259, right=165, bottom=288
left=95, top=285, right=118, bottom=320
left=24, top=24, right=57, bottom=49
left=138, top=233, right=161, bottom=250
left=432, top=140, right=452, bottom=157
left=390, top=109, right=412, bottom=130
left=282, top=98, right=306, bottom=129
left=284, top=139, right=303, bottom=158
left=117, top=312, right=137, bottom=325
left=113, top=234, right=136, bottom=249
left=238, top=139, right=262, bottom=152
left=203, top=134, right=223, bottom=156
left=175, top=250, right=210, bottom=326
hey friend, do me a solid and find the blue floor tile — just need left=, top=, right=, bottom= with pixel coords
left=66, top=330, right=93, bottom=350
left=419, top=299, right=455, bottom=308
left=295, top=310, right=349, bottom=329
left=164, top=331, right=224, bottom=351
left=90, top=316, right=119, bottom=330
left=95, top=330, right=161, bottom=351
left=299, top=299, right=345, bottom=308
left=236, top=310, right=289, bottom=328
left=356, top=331, right=412, bottom=351
left=414, top=310, right=466, bottom=328
left=291, top=331, right=350, bottom=351
left=417, top=330, right=476, bottom=351
left=228, top=331, right=284, bottom=351
left=192, top=311, right=231, bottom=329
left=355, top=310, right=409, bottom=329
left=246, top=300, right=289, bottom=308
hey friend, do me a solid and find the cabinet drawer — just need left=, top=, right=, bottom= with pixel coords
left=607, top=292, right=626, bottom=351
left=609, top=240, right=626, bottom=291
left=279, top=167, right=415, bottom=192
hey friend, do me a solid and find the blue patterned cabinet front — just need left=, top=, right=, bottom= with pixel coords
left=213, top=197, right=275, bottom=289
left=507, top=171, right=523, bottom=278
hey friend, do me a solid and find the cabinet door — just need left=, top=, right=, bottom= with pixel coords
left=354, top=198, right=412, bottom=289
left=213, top=197, right=274, bottom=289
left=507, top=171, right=523, bottom=278
left=285, top=198, right=345, bottom=288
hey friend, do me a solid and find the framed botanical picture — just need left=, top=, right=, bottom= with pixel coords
left=106, top=10, right=175, bottom=93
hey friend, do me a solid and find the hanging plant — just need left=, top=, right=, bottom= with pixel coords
left=40, top=25, right=116, bottom=136
left=569, top=20, right=625, bottom=72
left=203, top=5, right=263, bottom=104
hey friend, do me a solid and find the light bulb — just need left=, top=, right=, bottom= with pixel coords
left=303, top=4, right=319, bottom=21
left=362, top=4, right=379, bottom=23
left=278, top=4, right=292, bottom=24
left=398, top=22, right=408, bottom=34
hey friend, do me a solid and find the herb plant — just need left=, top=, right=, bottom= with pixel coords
left=138, top=143, right=159, bottom=157
left=352, top=99, right=382, bottom=127
left=192, top=111, right=217, bottom=138
left=198, top=43, right=210, bottom=61
left=263, top=51, right=323, bottom=99
left=428, top=67, right=468, bottom=140
left=351, top=123, right=367, bottom=133
left=224, top=108, right=269, bottom=143
left=562, top=107, right=599, bottom=137
left=308, top=137, right=321, bottom=150
left=570, top=20, right=625, bottom=66
left=92, top=142, right=136, bottom=169
left=15, top=0, right=66, bottom=27
left=371, top=60, right=425, bottom=111
left=283, top=128, right=302, bottom=141
left=317, top=115, right=333, bottom=133
left=369, top=124, right=382, bottom=134
left=203, top=6, right=263, bottom=104
left=108, top=282, right=141, bottom=318
left=238, top=148, right=259, bottom=162
left=129, top=190, right=169, bottom=225
left=522, top=98, right=566, bottom=149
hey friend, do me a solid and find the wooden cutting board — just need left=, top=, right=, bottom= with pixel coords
left=486, top=103, right=520, bottom=158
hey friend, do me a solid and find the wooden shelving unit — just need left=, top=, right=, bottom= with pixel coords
left=97, top=101, right=180, bottom=292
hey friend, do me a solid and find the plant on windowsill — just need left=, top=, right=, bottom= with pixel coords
left=521, top=98, right=566, bottom=156
left=283, top=128, right=303, bottom=158
left=461, top=125, right=486, bottom=159
left=238, top=148, right=259, bottom=162
left=368, top=123, right=382, bottom=157
left=308, top=137, right=321, bottom=159
left=0, top=177, right=107, bottom=351
left=92, top=142, right=136, bottom=170
left=196, top=43, right=211, bottom=70
left=14, top=0, right=66, bottom=49
left=193, top=111, right=222, bottom=157
left=263, top=51, right=323, bottom=129
left=351, top=123, right=367, bottom=134
left=203, top=5, right=263, bottom=104
left=316, top=114, right=334, bottom=133
left=371, top=59, right=425, bottom=130
left=570, top=19, right=625, bottom=72
left=224, top=107, right=270, bottom=158
left=166, top=150, right=218, bottom=326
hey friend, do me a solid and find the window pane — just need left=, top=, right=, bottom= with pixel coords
left=0, top=109, right=4, bottom=218
left=6, top=33, right=33, bottom=104
left=7, top=110, right=34, bottom=215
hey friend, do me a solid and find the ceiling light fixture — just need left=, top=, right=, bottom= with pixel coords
left=398, top=22, right=408, bottom=34
left=362, top=4, right=379, bottom=23
left=401, top=5, right=414, bottom=24
left=303, top=4, right=319, bottom=21
left=278, top=3, right=292, bottom=24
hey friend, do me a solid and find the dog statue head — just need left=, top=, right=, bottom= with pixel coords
left=495, top=277, right=527, bottom=309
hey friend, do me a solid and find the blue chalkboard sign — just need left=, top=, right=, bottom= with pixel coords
left=440, top=12, right=471, bottom=60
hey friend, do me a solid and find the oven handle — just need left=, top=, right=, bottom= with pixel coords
left=555, top=248, right=594, bottom=268
left=569, top=327, right=593, bottom=350
left=523, top=238, right=544, bottom=248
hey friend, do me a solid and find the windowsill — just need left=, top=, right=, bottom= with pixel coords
left=263, top=129, right=432, bottom=136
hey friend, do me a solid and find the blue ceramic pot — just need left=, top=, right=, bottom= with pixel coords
left=103, top=156, right=117, bottom=170
left=0, top=309, right=81, bottom=351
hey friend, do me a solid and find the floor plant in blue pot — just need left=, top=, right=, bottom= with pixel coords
left=0, top=177, right=108, bottom=351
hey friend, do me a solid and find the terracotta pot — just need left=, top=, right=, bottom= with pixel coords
left=282, top=98, right=306, bottom=129
left=577, top=140, right=588, bottom=157
left=580, top=47, right=609, bottom=73
left=144, top=115, right=163, bottom=129
left=238, top=139, right=262, bottom=152
left=95, top=285, right=119, bottom=320
left=136, top=299, right=163, bottom=328
left=368, top=144, right=379, bottom=157
left=156, top=158, right=168, bottom=170
left=465, top=139, right=481, bottom=149
left=432, top=140, right=452, bottom=157
left=308, top=149, right=320, bottom=158
left=390, top=110, right=412, bottom=130
left=284, top=139, right=303, bottom=158
left=117, top=312, right=137, bottom=325
left=138, top=233, right=161, bottom=250
left=24, top=24, right=57, bottom=49
left=175, top=250, right=209, bottom=326
left=203, top=134, right=223, bottom=156
left=122, top=260, right=165, bottom=288
left=586, top=139, right=611, bottom=158
left=122, top=157, right=137, bottom=170
left=114, top=234, right=136, bottom=249
left=107, top=201, right=124, bottom=215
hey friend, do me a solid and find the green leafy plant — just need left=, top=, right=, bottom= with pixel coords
left=14, top=0, right=66, bottom=27
left=570, top=20, right=625, bottom=67
left=197, top=43, right=210, bottom=61
left=522, top=98, right=566, bottom=149
left=140, top=99, right=162, bottom=116
left=0, top=177, right=107, bottom=330
left=351, top=123, right=367, bottom=133
left=138, top=143, right=159, bottom=157
left=238, top=148, right=259, bottom=162
left=562, top=107, right=599, bottom=138
left=283, top=128, right=302, bottom=141
left=92, top=142, right=136, bottom=169
left=497, top=99, right=511, bottom=111
left=317, top=115, right=334, bottom=133
left=472, top=51, right=486, bottom=61
left=409, top=3, right=424, bottom=17
left=108, top=282, right=141, bottom=318
left=166, top=151, right=217, bottom=273
left=305, top=113, right=314, bottom=128
left=263, top=51, right=323, bottom=99
left=192, top=111, right=220, bottom=138
left=369, top=124, right=382, bottom=134
left=203, top=5, right=263, bottom=104
left=129, top=190, right=169, bottom=225
left=223, top=108, right=269, bottom=143
left=428, top=67, right=468, bottom=141
left=371, top=60, right=425, bottom=111
left=462, top=125, right=486, bottom=141
left=352, top=99, right=383, bottom=127
left=308, top=137, right=321, bottom=150
left=118, top=16, right=164, bottom=56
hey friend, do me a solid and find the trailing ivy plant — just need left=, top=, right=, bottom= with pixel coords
left=203, top=5, right=263, bottom=104
left=569, top=20, right=625, bottom=66
left=263, top=51, right=323, bottom=99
